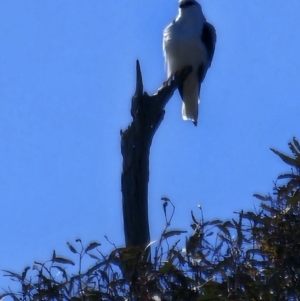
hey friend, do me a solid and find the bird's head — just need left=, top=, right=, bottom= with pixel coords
left=178, top=0, right=205, bottom=21
left=178, top=0, right=198, bottom=9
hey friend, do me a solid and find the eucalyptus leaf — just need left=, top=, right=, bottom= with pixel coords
left=67, top=242, right=78, bottom=254
left=85, top=242, right=101, bottom=253
left=52, top=256, right=75, bottom=266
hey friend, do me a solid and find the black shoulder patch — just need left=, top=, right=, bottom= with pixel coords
left=201, top=22, right=216, bottom=64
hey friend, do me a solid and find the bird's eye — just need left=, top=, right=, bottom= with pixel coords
left=179, top=1, right=196, bottom=9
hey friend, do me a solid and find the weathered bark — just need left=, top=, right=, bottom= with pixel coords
left=120, top=60, right=190, bottom=259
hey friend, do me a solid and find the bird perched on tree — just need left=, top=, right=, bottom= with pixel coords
left=163, top=0, right=216, bottom=126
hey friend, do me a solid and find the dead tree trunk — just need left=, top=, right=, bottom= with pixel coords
left=120, top=61, right=190, bottom=259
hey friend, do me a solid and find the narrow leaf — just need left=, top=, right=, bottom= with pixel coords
left=277, top=173, right=296, bottom=180
left=162, top=230, right=187, bottom=239
left=205, top=219, right=222, bottom=226
left=161, top=197, right=170, bottom=202
left=270, top=148, right=300, bottom=167
left=191, top=210, right=198, bottom=224
left=288, top=142, right=300, bottom=157
left=293, top=137, right=300, bottom=152
left=216, top=226, right=230, bottom=239
left=214, top=241, right=224, bottom=254
left=67, top=242, right=78, bottom=254
left=100, top=270, right=109, bottom=283
left=86, top=261, right=105, bottom=275
left=253, top=194, right=272, bottom=202
left=261, top=203, right=276, bottom=214
left=52, top=256, right=75, bottom=266
left=163, top=201, right=168, bottom=220
left=2, top=270, right=22, bottom=281
left=21, top=266, right=30, bottom=281
left=85, top=242, right=101, bottom=253
left=87, top=253, right=99, bottom=260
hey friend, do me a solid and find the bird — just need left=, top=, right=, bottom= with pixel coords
left=163, top=0, right=216, bottom=126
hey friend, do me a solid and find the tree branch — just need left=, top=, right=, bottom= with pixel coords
left=120, top=60, right=191, bottom=259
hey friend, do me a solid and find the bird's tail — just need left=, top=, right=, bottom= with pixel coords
left=181, top=74, right=200, bottom=126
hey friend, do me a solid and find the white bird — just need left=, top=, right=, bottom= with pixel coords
left=163, top=0, right=216, bottom=126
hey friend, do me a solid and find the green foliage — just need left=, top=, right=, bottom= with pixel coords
left=2, top=137, right=300, bottom=301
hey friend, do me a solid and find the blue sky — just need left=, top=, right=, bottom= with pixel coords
left=1, top=0, right=300, bottom=290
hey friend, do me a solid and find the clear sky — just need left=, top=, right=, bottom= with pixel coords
left=1, top=0, right=300, bottom=290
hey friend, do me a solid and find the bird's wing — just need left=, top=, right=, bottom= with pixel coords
left=201, top=21, right=216, bottom=66
left=197, top=22, right=216, bottom=84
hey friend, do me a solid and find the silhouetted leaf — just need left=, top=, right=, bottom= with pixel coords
left=242, top=211, right=263, bottom=224
left=52, top=256, right=75, bottom=266
left=293, top=137, right=300, bottom=152
left=170, top=249, right=185, bottom=265
left=204, top=219, right=222, bottom=226
left=253, top=194, right=272, bottom=201
left=2, top=270, right=22, bottom=281
left=271, top=148, right=300, bottom=167
left=163, top=201, right=168, bottom=219
left=261, top=203, right=275, bottom=214
left=85, top=241, right=101, bottom=253
left=87, top=253, right=99, bottom=260
left=100, top=270, right=109, bottom=283
left=214, top=241, right=224, bottom=254
left=223, top=220, right=235, bottom=228
left=67, top=242, right=78, bottom=254
left=86, top=262, right=106, bottom=275
left=191, top=210, right=198, bottom=224
left=289, top=142, right=300, bottom=157
left=161, top=197, right=170, bottom=202
left=21, top=266, right=30, bottom=281
left=217, top=234, right=231, bottom=244
left=277, top=173, right=296, bottom=180
left=216, top=223, right=231, bottom=237
left=162, top=230, right=187, bottom=239
left=33, top=261, right=43, bottom=266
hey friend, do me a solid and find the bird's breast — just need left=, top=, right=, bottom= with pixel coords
left=164, top=34, right=207, bottom=76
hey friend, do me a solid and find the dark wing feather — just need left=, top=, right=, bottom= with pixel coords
left=201, top=21, right=217, bottom=66
left=197, top=22, right=216, bottom=85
